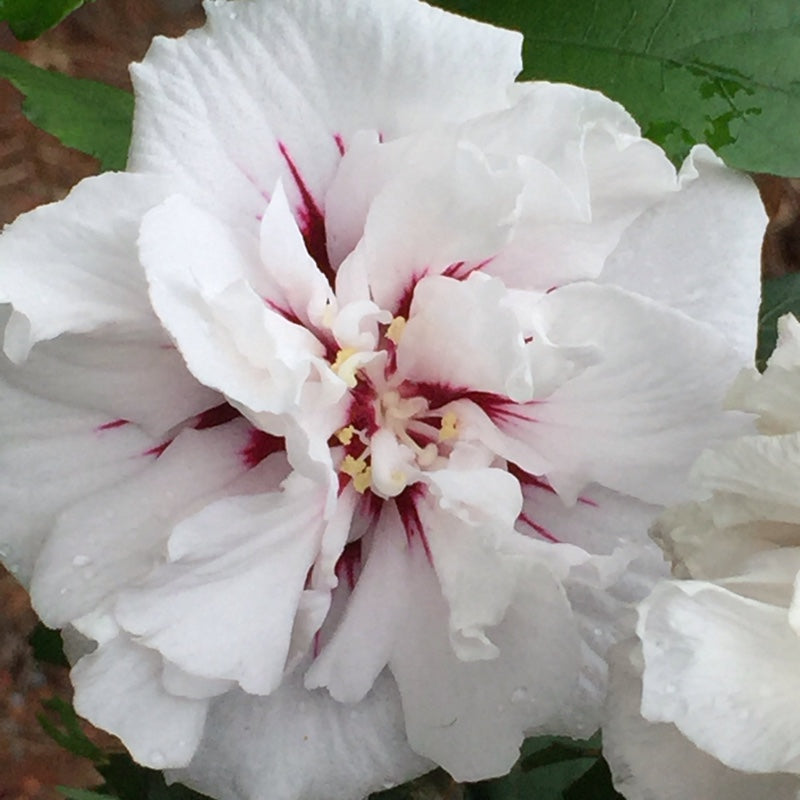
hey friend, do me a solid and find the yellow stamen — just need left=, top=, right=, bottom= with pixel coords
left=335, top=425, right=356, bottom=445
left=439, top=411, right=459, bottom=441
left=331, top=347, right=359, bottom=388
left=386, top=316, right=407, bottom=344
left=340, top=453, right=367, bottom=478
left=352, top=466, right=372, bottom=494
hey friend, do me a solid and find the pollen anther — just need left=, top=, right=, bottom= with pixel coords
left=332, top=347, right=360, bottom=387
left=352, top=466, right=372, bottom=494
left=336, top=425, right=357, bottom=445
left=439, top=411, right=459, bottom=441
left=386, top=316, right=407, bottom=344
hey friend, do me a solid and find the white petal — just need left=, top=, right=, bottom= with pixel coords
left=140, top=195, right=331, bottom=417
left=389, top=539, right=583, bottom=780
left=693, top=433, right=800, bottom=526
left=727, top=315, right=800, bottom=434
left=305, top=507, right=413, bottom=702
left=72, top=636, right=208, bottom=769
left=115, top=477, right=329, bottom=694
left=465, top=82, right=678, bottom=290
left=4, top=330, right=220, bottom=437
left=169, top=668, right=432, bottom=800
left=31, top=423, right=257, bottom=627
left=259, top=181, right=334, bottom=327
left=398, top=275, right=532, bottom=401
left=601, top=146, right=764, bottom=358
left=129, top=0, right=520, bottom=239
left=530, top=283, right=750, bottom=504
left=639, top=581, right=800, bottom=772
left=0, top=374, right=154, bottom=585
left=419, top=474, right=523, bottom=660
left=604, top=641, right=800, bottom=800
left=0, top=172, right=166, bottom=361
left=333, top=135, right=521, bottom=310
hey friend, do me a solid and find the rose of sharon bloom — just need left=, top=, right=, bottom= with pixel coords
left=604, top=314, right=800, bottom=800
left=0, top=0, right=765, bottom=797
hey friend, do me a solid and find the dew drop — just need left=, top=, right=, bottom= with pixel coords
left=149, top=750, right=165, bottom=768
left=72, top=555, right=92, bottom=567
left=510, top=687, right=529, bottom=705
left=664, top=683, right=677, bottom=695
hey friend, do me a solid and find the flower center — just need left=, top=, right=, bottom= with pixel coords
left=329, top=316, right=461, bottom=498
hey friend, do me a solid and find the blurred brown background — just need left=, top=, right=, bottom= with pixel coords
left=1, top=2, right=800, bottom=799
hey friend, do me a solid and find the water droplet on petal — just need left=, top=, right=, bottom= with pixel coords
left=72, top=555, right=92, bottom=567
left=149, top=750, right=165, bottom=768
left=510, top=687, right=529, bottom=705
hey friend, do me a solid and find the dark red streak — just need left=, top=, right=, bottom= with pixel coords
left=278, top=142, right=336, bottom=289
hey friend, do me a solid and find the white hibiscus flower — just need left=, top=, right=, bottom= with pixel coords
left=0, top=0, right=765, bottom=798
left=605, top=314, right=800, bottom=800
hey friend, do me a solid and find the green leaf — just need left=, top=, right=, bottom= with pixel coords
left=98, top=752, right=214, bottom=800
left=37, top=697, right=106, bottom=763
left=432, top=0, right=800, bottom=175
left=563, top=757, right=625, bottom=800
left=57, top=789, right=116, bottom=800
left=465, top=736, right=600, bottom=800
left=757, top=273, right=800, bottom=369
left=0, top=0, right=90, bottom=39
left=0, top=49, right=133, bottom=170
left=28, top=622, right=69, bottom=667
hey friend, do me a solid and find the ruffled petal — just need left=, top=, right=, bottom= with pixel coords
left=638, top=581, right=800, bottom=772
left=114, top=475, right=330, bottom=694
left=72, top=636, right=208, bottom=769
left=389, top=537, right=583, bottom=780
left=604, top=641, right=800, bottom=800
left=527, top=283, right=749, bottom=504
left=129, top=0, right=521, bottom=230
left=31, top=422, right=258, bottom=627
left=601, top=146, right=764, bottom=359
left=398, top=275, right=532, bottom=401
left=139, top=194, right=336, bottom=418
left=0, top=373, right=154, bottom=586
left=0, top=172, right=167, bottom=361
left=170, top=668, right=432, bottom=800
left=332, top=133, right=521, bottom=308
left=464, top=82, right=678, bottom=290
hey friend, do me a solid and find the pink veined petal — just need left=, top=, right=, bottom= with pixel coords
left=169, top=668, right=432, bottom=800
left=332, top=133, right=521, bottom=309
left=3, top=329, right=221, bottom=438
left=600, top=145, right=764, bottom=359
left=72, top=636, right=209, bottom=769
left=258, top=180, right=335, bottom=328
left=0, top=374, right=155, bottom=586
left=305, top=504, right=414, bottom=703
left=129, top=0, right=521, bottom=233
left=0, top=172, right=168, bottom=362
left=524, top=282, right=751, bottom=505
left=30, top=422, right=258, bottom=627
left=139, top=194, right=333, bottom=419
left=397, top=274, right=532, bottom=402
left=114, top=475, right=329, bottom=695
